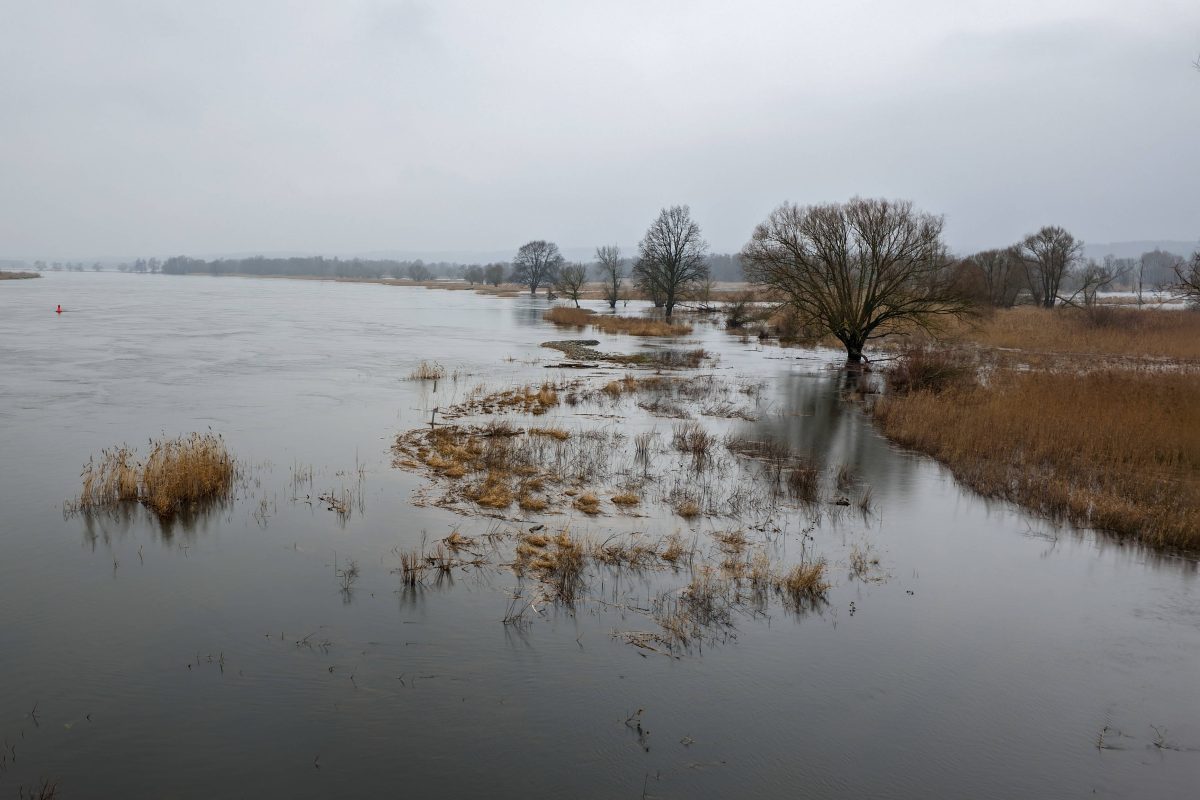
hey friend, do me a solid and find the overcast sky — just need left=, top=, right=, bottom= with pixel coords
left=1, top=0, right=1197, bottom=260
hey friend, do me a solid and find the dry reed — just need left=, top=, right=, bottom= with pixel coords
left=75, top=433, right=236, bottom=519
left=775, top=558, right=829, bottom=606
left=409, top=360, right=446, bottom=380
left=543, top=306, right=693, bottom=336
left=939, top=307, right=1200, bottom=364
left=875, top=368, right=1200, bottom=549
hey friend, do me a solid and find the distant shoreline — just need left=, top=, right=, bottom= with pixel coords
left=0, top=270, right=40, bottom=280
left=174, top=271, right=756, bottom=303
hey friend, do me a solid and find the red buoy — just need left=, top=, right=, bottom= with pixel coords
left=56, top=305, right=62, bottom=314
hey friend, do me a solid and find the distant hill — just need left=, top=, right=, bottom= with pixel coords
left=1084, top=240, right=1198, bottom=260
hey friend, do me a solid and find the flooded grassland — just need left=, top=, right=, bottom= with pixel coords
left=1, top=272, right=1198, bottom=798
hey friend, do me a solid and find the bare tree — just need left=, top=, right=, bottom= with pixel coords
left=512, top=240, right=563, bottom=296
left=484, top=263, right=506, bottom=287
left=1063, top=258, right=1125, bottom=308
left=463, top=265, right=484, bottom=285
left=1172, top=252, right=1200, bottom=308
left=1020, top=226, right=1082, bottom=308
left=633, top=205, right=709, bottom=317
left=554, top=263, right=588, bottom=307
left=741, top=197, right=970, bottom=364
left=594, top=245, right=624, bottom=309
left=406, top=262, right=433, bottom=282
left=1141, top=249, right=1185, bottom=290
left=969, top=247, right=1025, bottom=307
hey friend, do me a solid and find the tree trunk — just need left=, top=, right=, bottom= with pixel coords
left=843, top=336, right=866, bottom=364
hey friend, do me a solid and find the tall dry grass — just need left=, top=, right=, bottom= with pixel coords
left=543, top=306, right=692, bottom=336
left=75, top=433, right=237, bottom=519
left=942, top=307, right=1200, bottom=363
left=875, top=369, right=1200, bottom=549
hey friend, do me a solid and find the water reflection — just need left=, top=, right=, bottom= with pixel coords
left=76, top=500, right=231, bottom=546
left=744, top=367, right=903, bottom=500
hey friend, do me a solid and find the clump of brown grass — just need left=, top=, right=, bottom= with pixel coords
left=712, top=528, right=748, bottom=552
left=76, top=433, right=236, bottom=519
left=543, top=306, right=693, bottom=336
left=472, top=472, right=514, bottom=509
left=573, top=492, right=601, bottom=515
left=442, top=530, right=476, bottom=552
left=542, top=306, right=594, bottom=326
left=514, top=528, right=586, bottom=602
left=141, top=434, right=236, bottom=518
left=660, top=531, right=688, bottom=564
left=611, top=491, right=640, bottom=507
left=672, top=421, right=716, bottom=459
left=518, top=493, right=548, bottom=512
left=673, top=496, right=702, bottom=519
left=875, top=368, right=1200, bottom=550
left=775, top=558, right=829, bottom=606
left=409, top=360, right=446, bottom=380
left=77, top=446, right=141, bottom=509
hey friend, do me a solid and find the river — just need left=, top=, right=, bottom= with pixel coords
left=1, top=272, right=1196, bottom=798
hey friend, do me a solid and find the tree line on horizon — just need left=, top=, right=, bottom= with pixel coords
left=18, top=198, right=1199, bottom=364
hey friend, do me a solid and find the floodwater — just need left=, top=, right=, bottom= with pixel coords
left=1, top=272, right=1197, bottom=798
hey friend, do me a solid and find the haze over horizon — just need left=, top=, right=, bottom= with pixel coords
left=2, top=1, right=1197, bottom=261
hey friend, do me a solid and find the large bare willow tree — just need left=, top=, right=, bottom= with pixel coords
left=633, top=205, right=709, bottom=317
left=741, top=197, right=969, bottom=364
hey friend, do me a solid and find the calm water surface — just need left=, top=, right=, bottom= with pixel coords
left=1, top=273, right=1197, bottom=798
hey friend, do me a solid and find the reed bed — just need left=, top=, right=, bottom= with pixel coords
left=940, top=307, right=1200, bottom=363
left=74, top=433, right=236, bottom=519
left=543, top=306, right=693, bottom=336
left=875, top=368, right=1200, bottom=549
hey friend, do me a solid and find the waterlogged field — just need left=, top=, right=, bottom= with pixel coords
left=1, top=272, right=1198, bottom=798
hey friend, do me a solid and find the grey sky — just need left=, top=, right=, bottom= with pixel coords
left=2, top=0, right=1197, bottom=260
